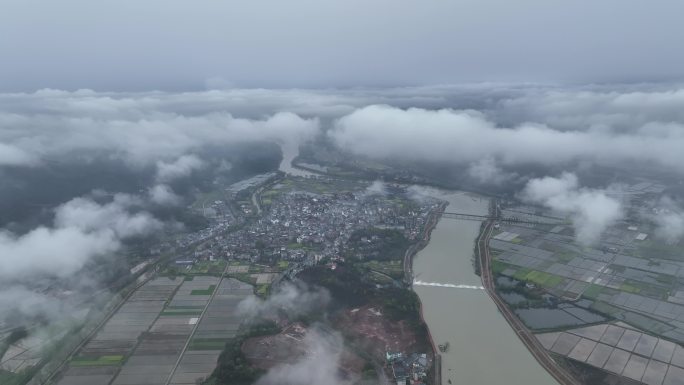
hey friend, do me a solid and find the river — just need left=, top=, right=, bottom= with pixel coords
left=278, top=144, right=316, bottom=177
left=412, top=189, right=558, bottom=385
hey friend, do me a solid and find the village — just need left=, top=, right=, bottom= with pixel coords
left=160, top=174, right=439, bottom=384
left=164, top=174, right=440, bottom=296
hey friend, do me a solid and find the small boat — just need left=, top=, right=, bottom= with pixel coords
left=438, top=342, right=450, bottom=352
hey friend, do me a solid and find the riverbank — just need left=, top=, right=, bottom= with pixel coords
left=411, top=190, right=557, bottom=385
left=406, top=202, right=448, bottom=385
left=476, top=219, right=580, bottom=385
left=404, top=201, right=448, bottom=285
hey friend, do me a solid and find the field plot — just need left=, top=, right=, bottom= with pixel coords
left=51, top=272, right=254, bottom=385
left=168, top=278, right=253, bottom=385
left=168, top=276, right=220, bottom=311
left=108, top=276, right=220, bottom=385
left=491, top=214, right=684, bottom=342
left=537, top=323, right=684, bottom=384
left=55, top=277, right=182, bottom=385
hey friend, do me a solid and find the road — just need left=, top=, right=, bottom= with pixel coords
left=477, top=215, right=581, bottom=385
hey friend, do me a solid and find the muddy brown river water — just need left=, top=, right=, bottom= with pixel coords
left=412, top=189, right=558, bottom=385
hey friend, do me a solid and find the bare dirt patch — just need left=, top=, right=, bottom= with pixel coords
left=241, top=323, right=366, bottom=380
left=335, top=304, right=432, bottom=362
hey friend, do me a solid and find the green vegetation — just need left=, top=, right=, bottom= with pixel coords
left=619, top=282, right=641, bottom=294
left=655, top=273, right=676, bottom=285
left=161, top=310, right=203, bottom=316
left=163, top=260, right=227, bottom=278
left=211, top=347, right=257, bottom=384
left=523, top=270, right=563, bottom=288
left=299, top=265, right=374, bottom=308
left=491, top=259, right=513, bottom=275
left=191, top=285, right=216, bottom=295
left=380, top=288, right=425, bottom=327
left=618, top=279, right=670, bottom=300
left=360, top=260, right=404, bottom=280
left=70, top=355, right=124, bottom=366
left=368, top=270, right=395, bottom=285
left=512, top=268, right=532, bottom=281
left=637, top=240, right=684, bottom=261
left=346, top=228, right=410, bottom=261
left=191, top=261, right=227, bottom=275
left=261, top=189, right=280, bottom=199
left=268, top=176, right=362, bottom=196
left=299, top=264, right=428, bottom=336
left=190, top=338, right=229, bottom=351
left=0, top=369, right=34, bottom=385
left=591, top=301, right=623, bottom=316
left=256, top=284, right=270, bottom=297
left=191, top=190, right=226, bottom=210
left=228, top=273, right=257, bottom=285
left=554, top=250, right=576, bottom=263
left=583, top=284, right=603, bottom=300
left=0, top=327, right=28, bottom=361
left=206, top=322, right=280, bottom=385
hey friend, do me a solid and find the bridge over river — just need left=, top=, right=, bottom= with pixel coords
left=441, top=211, right=555, bottom=225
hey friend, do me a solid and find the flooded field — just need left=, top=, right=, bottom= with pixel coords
left=411, top=190, right=558, bottom=385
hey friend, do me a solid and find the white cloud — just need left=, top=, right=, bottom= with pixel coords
left=255, top=326, right=354, bottom=385
left=0, top=143, right=36, bottom=166
left=54, top=195, right=162, bottom=238
left=0, top=90, right=320, bottom=168
left=521, top=173, right=623, bottom=244
left=651, top=197, right=684, bottom=244
left=156, top=155, right=205, bottom=182
left=0, top=193, right=164, bottom=281
left=467, top=157, right=514, bottom=185
left=330, top=103, right=684, bottom=173
left=654, top=212, right=684, bottom=244
left=365, top=180, right=387, bottom=196
left=0, top=285, right=71, bottom=322
left=148, top=184, right=182, bottom=206
left=237, top=282, right=330, bottom=321
left=0, top=226, right=119, bottom=280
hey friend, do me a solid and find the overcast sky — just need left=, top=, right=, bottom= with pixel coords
left=2, top=0, right=684, bottom=91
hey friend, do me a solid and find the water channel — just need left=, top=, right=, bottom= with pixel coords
left=412, top=189, right=558, bottom=385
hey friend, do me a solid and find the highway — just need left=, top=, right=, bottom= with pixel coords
left=476, top=215, right=581, bottom=385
